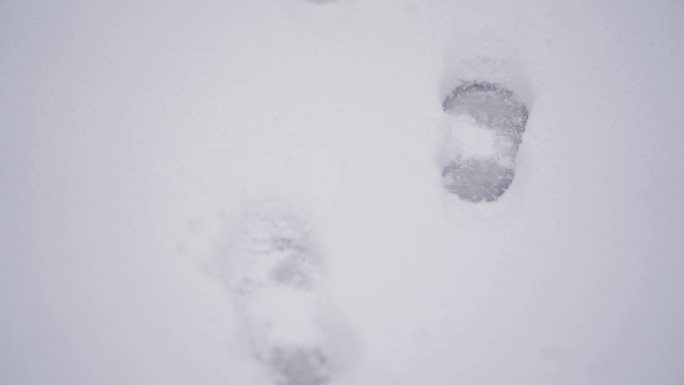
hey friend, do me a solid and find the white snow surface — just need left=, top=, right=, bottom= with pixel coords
left=2, top=0, right=684, bottom=384
left=443, top=114, right=498, bottom=160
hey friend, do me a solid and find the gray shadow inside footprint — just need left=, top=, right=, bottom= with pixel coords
left=268, top=346, right=331, bottom=385
left=441, top=82, right=528, bottom=202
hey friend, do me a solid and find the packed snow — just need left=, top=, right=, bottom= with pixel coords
left=2, top=0, right=684, bottom=384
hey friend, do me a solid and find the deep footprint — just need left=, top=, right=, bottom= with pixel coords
left=222, top=203, right=344, bottom=385
left=441, top=82, right=528, bottom=202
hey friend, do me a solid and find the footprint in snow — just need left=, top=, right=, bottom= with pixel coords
left=220, top=201, right=350, bottom=385
left=441, top=81, right=529, bottom=202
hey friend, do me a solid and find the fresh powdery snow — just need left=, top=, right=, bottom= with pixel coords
left=2, top=0, right=684, bottom=385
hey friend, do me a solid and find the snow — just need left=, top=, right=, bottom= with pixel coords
left=2, top=0, right=684, bottom=384
left=444, top=115, right=498, bottom=159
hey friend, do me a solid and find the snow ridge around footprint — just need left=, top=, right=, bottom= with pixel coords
left=220, top=201, right=348, bottom=385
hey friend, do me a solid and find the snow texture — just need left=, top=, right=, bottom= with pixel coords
left=2, top=0, right=684, bottom=385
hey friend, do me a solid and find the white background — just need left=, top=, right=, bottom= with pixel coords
left=2, top=0, right=683, bottom=384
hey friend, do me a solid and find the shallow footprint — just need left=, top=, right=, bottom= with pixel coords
left=221, top=202, right=347, bottom=385
left=441, top=82, right=528, bottom=202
